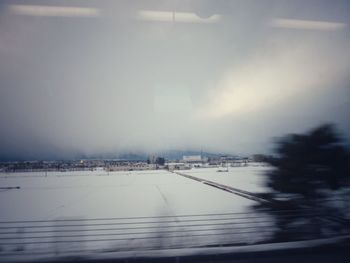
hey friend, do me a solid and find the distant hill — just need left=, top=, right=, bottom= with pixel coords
left=0, top=150, right=240, bottom=162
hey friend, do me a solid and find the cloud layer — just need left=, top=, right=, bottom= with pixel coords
left=1, top=0, right=350, bottom=159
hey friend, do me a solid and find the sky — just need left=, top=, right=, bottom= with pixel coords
left=1, top=0, right=350, bottom=160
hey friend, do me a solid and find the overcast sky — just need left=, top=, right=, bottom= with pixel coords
left=1, top=0, right=350, bottom=160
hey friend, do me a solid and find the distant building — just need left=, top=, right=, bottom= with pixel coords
left=148, top=155, right=157, bottom=164
left=148, top=156, right=165, bottom=166
left=167, top=163, right=191, bottom=171
left=182, top=155, right=202, bottom=163
left=252, top=154, right=269, bottom=162
left=208, top=157, right=221, bottom=165
left=107, top=162, right=156, bottom=171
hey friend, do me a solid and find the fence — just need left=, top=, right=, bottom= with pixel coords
left=1, top=208, right=348, bottom=260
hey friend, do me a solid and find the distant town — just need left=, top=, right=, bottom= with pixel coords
left=0, top=154, right=269, bottom=173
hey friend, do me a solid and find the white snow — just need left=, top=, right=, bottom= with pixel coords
left=184, top=164, right=273, bottom=193
left=0, top=167, right=275, bottom=260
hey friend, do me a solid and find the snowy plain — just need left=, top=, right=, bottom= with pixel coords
left=185, top=164, right=273, bottom=194
left=0, top=166, right=276, bottom=260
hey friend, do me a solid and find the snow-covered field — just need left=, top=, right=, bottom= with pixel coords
left=185, top=164, right=273, bottom=193
left=0, top=167, right=275, bottom=260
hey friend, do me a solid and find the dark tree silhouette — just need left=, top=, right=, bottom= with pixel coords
left=268, top=124, right=350, bottom=198
left=259, top=124, right=350, bottom=241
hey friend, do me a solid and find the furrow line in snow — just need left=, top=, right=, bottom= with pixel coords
left=173, top=171, right=274, bottom=204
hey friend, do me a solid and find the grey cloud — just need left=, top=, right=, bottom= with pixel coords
left=1, top=0, right=350, bottom=160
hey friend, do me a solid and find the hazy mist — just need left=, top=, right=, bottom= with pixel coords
left=1, top=0, right=350, bottom=160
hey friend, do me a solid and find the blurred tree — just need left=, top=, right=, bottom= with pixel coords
left=259, top=124, right=350, bottom=241
left=267, top=124, right=350, bottom=199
